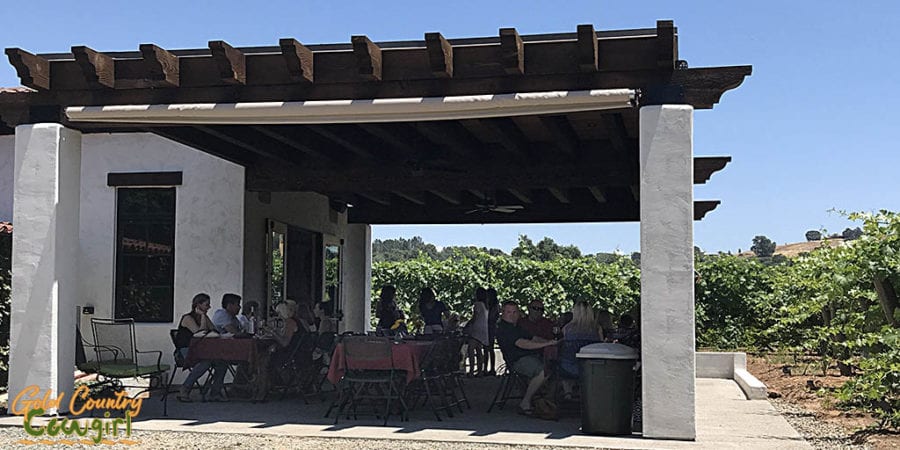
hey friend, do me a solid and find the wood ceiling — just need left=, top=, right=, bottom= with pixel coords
left=0, top=21, right=750, bottom=225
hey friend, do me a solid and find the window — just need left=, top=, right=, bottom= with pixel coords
left=114, top=188, right=176, bottom=322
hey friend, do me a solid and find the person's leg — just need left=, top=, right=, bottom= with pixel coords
left=182, top=361, right=211, bottom=389
left=513, top=356, right=546, bottom=410
left=473, top=342, right=484, bottom=376
left=486, top=336, right=496, bottom=374
left=207, top=361, right=229, bottom=400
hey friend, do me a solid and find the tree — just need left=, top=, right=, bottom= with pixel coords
left=806, top=230, right=822, bottom=241
left=842, top=227, right=863, bottom=240
left=751, top=235, right=776, bottom=258
left=513, top=235, right=582, bottom=261
left=510, top=235, right=536, bottom=259
left=372, top=236, right=438, bottom=262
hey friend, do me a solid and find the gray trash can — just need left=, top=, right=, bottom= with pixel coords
left=576, top=343, right=639, bottom=435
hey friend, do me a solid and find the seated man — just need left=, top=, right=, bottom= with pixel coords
left=212, top=293, right=244, bottom=335
left=496, top=301, right=557, bottom=415
left=518, top=299, right=555, bottom=340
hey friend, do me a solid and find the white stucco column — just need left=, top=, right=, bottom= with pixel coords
left=341, top=224, right=372, bottom=333
left=9, top=124, right=82, bottom=414
left=639, top=105, right=695, bottom=439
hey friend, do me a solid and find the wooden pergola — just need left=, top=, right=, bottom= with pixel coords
left=0, top=21, right=749, bottom=225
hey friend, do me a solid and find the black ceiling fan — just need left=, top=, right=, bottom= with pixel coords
left=465, top=200, right=524, bottom=214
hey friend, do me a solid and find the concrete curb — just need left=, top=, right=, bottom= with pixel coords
left=696, top=352, right=767, bottom=400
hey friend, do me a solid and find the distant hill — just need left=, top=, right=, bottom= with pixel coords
left=739, top=238, right=847, bottom=258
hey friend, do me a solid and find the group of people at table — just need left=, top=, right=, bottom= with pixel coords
left=173, top=292, right=336, bottom=402
left=374, top=285, right=640, bottom=416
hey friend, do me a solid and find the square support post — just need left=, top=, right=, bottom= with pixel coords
left=639, top=105, right=695, bottom=439
left=9, top=124, right=82, bottom=414
left=340, top=223, right=372, bottom=333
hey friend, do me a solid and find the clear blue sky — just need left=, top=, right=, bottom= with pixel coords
left=2, top=1, right=898, bottom=254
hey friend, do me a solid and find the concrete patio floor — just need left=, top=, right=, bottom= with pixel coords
left=0, top=377, right=809, bottom=449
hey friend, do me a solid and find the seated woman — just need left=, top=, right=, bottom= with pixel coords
left=252, top=300, right=302, bottom=401
left=174, top=293, right=228, bottom=402
left=558, top=301, right=603, bottom=399
left=313, top=300, right=337, bottom=334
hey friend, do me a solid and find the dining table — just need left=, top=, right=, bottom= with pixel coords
left=326, top=340, right=434, bottom=385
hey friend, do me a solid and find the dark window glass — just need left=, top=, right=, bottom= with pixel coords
left=115, top=188, right=176, bottom=322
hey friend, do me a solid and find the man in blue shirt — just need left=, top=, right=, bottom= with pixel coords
left=212, top=293, right=243, bottom=334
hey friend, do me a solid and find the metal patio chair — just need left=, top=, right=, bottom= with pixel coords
left=89, top=318, right=169, bottom=412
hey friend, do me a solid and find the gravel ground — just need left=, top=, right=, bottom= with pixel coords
left=770, top=398, right=869, bottom=450
left=0, top=426, right=609, bottom=450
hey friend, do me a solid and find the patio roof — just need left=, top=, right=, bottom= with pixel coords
left=0, top=21, right=750, bottom=224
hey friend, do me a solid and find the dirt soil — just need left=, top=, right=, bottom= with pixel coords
left=749, top=355, right=900, bottom=449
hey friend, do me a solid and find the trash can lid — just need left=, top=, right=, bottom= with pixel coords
left=576, top=342, right=639, bottom=359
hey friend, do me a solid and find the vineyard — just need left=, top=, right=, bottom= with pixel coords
left=371, top=210, right=900, bottom=430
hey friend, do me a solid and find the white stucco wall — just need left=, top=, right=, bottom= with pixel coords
left=78, top=133, right=244, bottom=369
left=0, top=135, right=14, bottom=221
left=342, top=224, right=372, bottom=333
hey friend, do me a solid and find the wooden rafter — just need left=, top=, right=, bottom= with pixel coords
left=357, top=192, right=391, bottom=206
left=499, top=28, right=524, bottom=75
left=507, top=189, right=533, bottom=204
left=306, top=124, right=376, bottom=160
left=576, top=24, right=598, bottom=72
left=425, top=32, right=453, bottom=78
left=429, top=190, right=461, bottom=205
left=209, top=40, right=246, bottom=85
left=72, top=46, right=114, bottom=89
left=547, top=187, right=571, bottom=204
left=656, top=20, right=677, bottom=70
left=394, top=191, right=426, bottom=205
left=539, top=115, right=579, bottom=158
left=351, top=35, right=382, bottom=81
left=5, top=48, right=50, bottom=90
left=279, top=38, right=314, bottom=83
left=137, top=44, right=179, bottom=88
left=249, top=125, right=334, bottom=163
left=195, top=125, right=298, bottom=165
left=588, top=186, right=607, bottom=203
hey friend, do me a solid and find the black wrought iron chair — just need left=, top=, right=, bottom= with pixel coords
left=487, top=361, right=529, bottom=413
left=405, top=339, right=454, bottom=420
left=441, top=335, right=471, bottom=411
left=332, top=336, right=407, bottom=425
left=161, top=329, right=214, bottom=413
left=89, top=318, right=169, bottom=412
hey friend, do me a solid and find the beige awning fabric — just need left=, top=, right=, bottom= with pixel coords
left=65, top=89, right=636, bottom=125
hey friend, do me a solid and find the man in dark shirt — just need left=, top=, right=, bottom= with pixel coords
left=518, top=299, right=555, bottom=340
left=496, top=301, right=557, bottom=414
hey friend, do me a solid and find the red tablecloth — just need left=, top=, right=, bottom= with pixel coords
left=184, top=337, right=266, bottom=367
left=327, top=341, right=433, bottom=385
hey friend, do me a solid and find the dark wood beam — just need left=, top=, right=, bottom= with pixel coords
left=249, top=125, right=336, bottom=163
left=133, top=44, right=180, bottom=88
left=656, top=20, right=677, bottom=70
left=147, top=127, right=254, bottom=166
left=576, top=24, right=598, bottom=72
left=539, top=115, right=579, bottom=158
left=479, top=118, right=531, bottom=159
left=356, top=123, right=418, bottom=158
left=209, top=40, right=246, bottom=85
left=425, top=32, right=453, bottom=78
left=499, top=28, right=524, bottom=75
left=412, top=121, right=480, bottom=159
left=194, top=125, right=298, bottom=165
left=547, top=187, right=571, bottom=204
left=279, top=38, right=314, bottom=83
left=306, top=124, right=377, bottom=160
left=348, top=199, right=717, bottom=224
left=351, top=35, right=382, bottom=81
left=507, top=189, right=533, bottom=204
left=72, top=46, right=114, bottom=89
left=107, top=171, right=183, bottom=187
left=249, top=150, right=634, bottom=193
left=694, top=156, right=731, bottom=184
left=429, top=190, right=461, bottom=205
left=588, top=186, right=607, bottom=204
left=394, top=191, right=426, bottom=205
left=602, top=113, right=629, bottom=156
left=695, top=200, right=720, bottom=220
left=5, top=48, right=50, bottom=90
left=356, top=191, right=391, bottom=206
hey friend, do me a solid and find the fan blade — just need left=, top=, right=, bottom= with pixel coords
left=493, top=208, right=519, bottom=213
left=496, top=205, right=524, bottom=210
